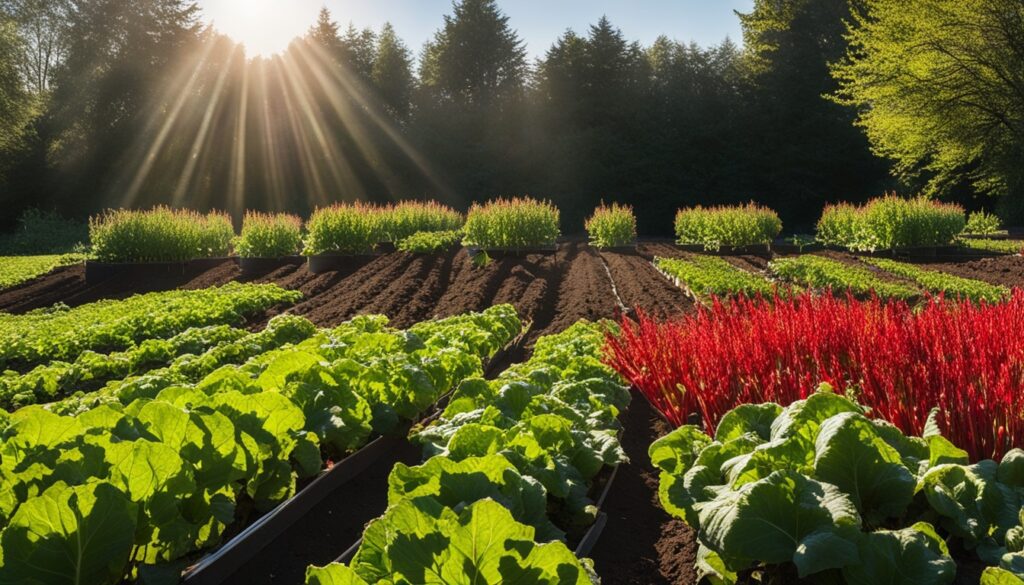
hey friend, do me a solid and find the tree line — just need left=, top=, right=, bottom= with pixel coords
left=0, top=0, right=1021, bottom=234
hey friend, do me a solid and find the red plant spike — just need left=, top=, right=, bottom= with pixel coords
left=604, top=291, right=1024, bottom=461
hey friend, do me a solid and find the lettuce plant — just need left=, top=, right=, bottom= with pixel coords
left=585, top=203, right=636, bottom=248
left=863, top=257, right=1009, bottom=303
left=769, top=254, right=919, bottom=300
left=655, top=255, right=777, bottom=300
left=650, top=393, right=1024, bottom=584
left=674, top=203, right=782, bottom=251
left=234, top=211, right=303, bottom=258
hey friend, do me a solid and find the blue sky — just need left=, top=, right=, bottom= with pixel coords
left=198, top=0, right=753, bottom=58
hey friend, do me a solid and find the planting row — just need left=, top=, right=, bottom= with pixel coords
left=307, top=320, right=631, bottom=584
left=0, top=282, right=300, bottom=373
left=0, top=305, right=522, bottom=584
left=0, top=253, right=87, bottom=289
left=651, top=393, right=1024, bottom=583
left=654, top=253, right=1009, bottom=304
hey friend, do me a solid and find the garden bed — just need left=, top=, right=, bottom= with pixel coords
left=235, top=255, right=304, bottom=276
left=306, top=252, right=381, bottom=275
left=84, top=257, right=232, bottom=284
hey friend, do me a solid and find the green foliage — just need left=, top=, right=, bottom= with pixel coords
left=831, top=0, right=1024, bottom=205
left=0, top=210, right=89, bottom=255
left=462, top=197, right=560, bottom=249
left=0, top=254, right=85, bottom=289
left=863, top=257, right=1009, bottom=303
left=817, top=196, right=966, bottom=251
left=0, top=282, right=301, bottom=372
left=965, top=211, right=1003, bottom=236
left=651, top=394, right=1024, bottom=583
left=0, top=18, right=35, bottom=172
left=655, top=256, right=776, bottom=299
left=585, top=203, right=636, bottom=248
left=961, top=239, right=1024, bottom=255
left=377, top=201, right=463, bottom=243
left=89, top=207, right=235, bottom=263
left=769, top=255, right=919, bottom=299
left=395, top=230, right=462, bottom=254
left=674, top=203, right=782, bottom=251
left=234, top=211, right=303, bottom=258
left=0, top=306, right=523, bottom=583
left=304, top=203, right=380, bottom=255
left=311, top=500, right=594, bottom=585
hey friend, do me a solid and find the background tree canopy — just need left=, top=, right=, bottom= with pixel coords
left=0, top=0, right=1020, bottom=233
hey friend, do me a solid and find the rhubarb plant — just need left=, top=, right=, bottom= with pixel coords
left=651, top=392, right=1024, bottom=583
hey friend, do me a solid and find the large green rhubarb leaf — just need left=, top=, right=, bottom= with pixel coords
left=0, top=481, right=137, bottom=585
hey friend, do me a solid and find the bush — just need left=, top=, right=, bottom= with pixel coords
left=89, top=207, right=234, bottom=262
left=964, top=210, right=1002, bottom=235
left=674, top=203, right=782, bottom=251
left=396, top=230, right=462, bottom=254
left=0, top=209, right=89, bottom=255
left=816, top=195, right=966, bottom=251
left=462, top=197, right=560, bottom=249
left=234, top=212, right=303, bottom=258
left=585, top=203, right=636, bottom=248
left=377, top=201, right=463, bottom=243
left=303, top=202, right=381, bottom=255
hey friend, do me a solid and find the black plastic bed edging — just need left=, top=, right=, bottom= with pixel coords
left=465, top=244, right=558, bottom=258
left=84, top=257, right=232, bottom=284
left=675, top=243, right=772, bottom=256
left=182, top=434, right=401, bottom=585
left=236, top=255, right=304, bottom=276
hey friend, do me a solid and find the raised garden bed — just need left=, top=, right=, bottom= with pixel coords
left=306, top=253, right=380, bottom=275
left=85, top=257, right=231, bottom=284
left=236, top=255, right=304, bottom=276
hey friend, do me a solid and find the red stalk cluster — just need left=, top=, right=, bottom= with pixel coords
left=605, top=291, right=1024, bottom=461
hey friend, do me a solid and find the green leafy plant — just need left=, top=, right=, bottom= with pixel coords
left=303, top=202, right=381, bottom=255
left=376, top=201, right=463, bottom=243
left=674, top=203, right=782, bottom=251
left=462, top=197, right=560, bottom=249
left=585, top=203, right=637, bottom=248
left=0, top=282, right=301, bottom=372
left=965, top=211, right=1003, bottom=236
left=89, top=206, right=235, bottom=262
left=816, top=195, right=966, bottom=251
left=863, top=257, right=1009, bottom=303
left=0, top=254, right=86, bottom=289
left=395, top=229, right=462, bottom=253
left=770, top=255, right=919, bottom=299
left=651, top=392, right=1024, bottom=584
left=655, top=256, right=777, bottom=299
left=960, top=238, right=1024, bottom=255
left=0, top=209, right=89, bottom=255
left=234, top=211, right=303, bottom=258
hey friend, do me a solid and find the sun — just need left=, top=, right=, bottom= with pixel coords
left=200, top=0, right=322, bottom=57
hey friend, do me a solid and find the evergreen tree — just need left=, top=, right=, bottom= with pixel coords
left=372, top=22, right=412, bottom=121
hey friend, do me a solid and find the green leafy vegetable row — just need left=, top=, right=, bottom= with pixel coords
left=307, top=320, right=632, bottom=585
left=0, top=282, right=302, bottom=372
left=862, top=257, right=1010, bottom=303
left=655, top=255, right=777, bottom=299
left=651, top=391, right=1024, bottom=584
left=0, top=305, right=521, bottom=584
left=960, top=238, right=1024, bottom=255
left=0, top=253, right=86, bottom=290
left=770, top=254, right=919, bottom=299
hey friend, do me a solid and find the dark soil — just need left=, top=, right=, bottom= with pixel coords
left=590, top=397, right=697, bottom=584
left=918, top=254, right=1024, bottom=288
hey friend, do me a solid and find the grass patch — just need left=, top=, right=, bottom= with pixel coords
left=462, top=197, right=560, bottom=249
left=862, top=257, right=1009, bottom=303
left=586, top=203, right=636, bottom=248
left=816, top=195, right=965, bottom=251
left=770, top=254, right=919, bottom=299
left=655, top=256, right=776, bottom=299
left=89, top=207, right=234, bottom=262
left=235, top=212, right=303, bottom=258
left=674, top=203, right=781, bottom=251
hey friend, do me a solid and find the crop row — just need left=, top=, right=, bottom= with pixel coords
left=0, top=253, right=86, bottom=289
left=0, top=282, right=301, bottom=372
left=862, top=257, right=1009, bottom=303
left=0, top=305, right=522, bottom=584
left=307, top=320, right=631, bottom=584
left=654, top=255, right=778, bottom=300
left=769, top=255, right=920, bottom=299
left=651, top=393, right=1024, bottom=583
